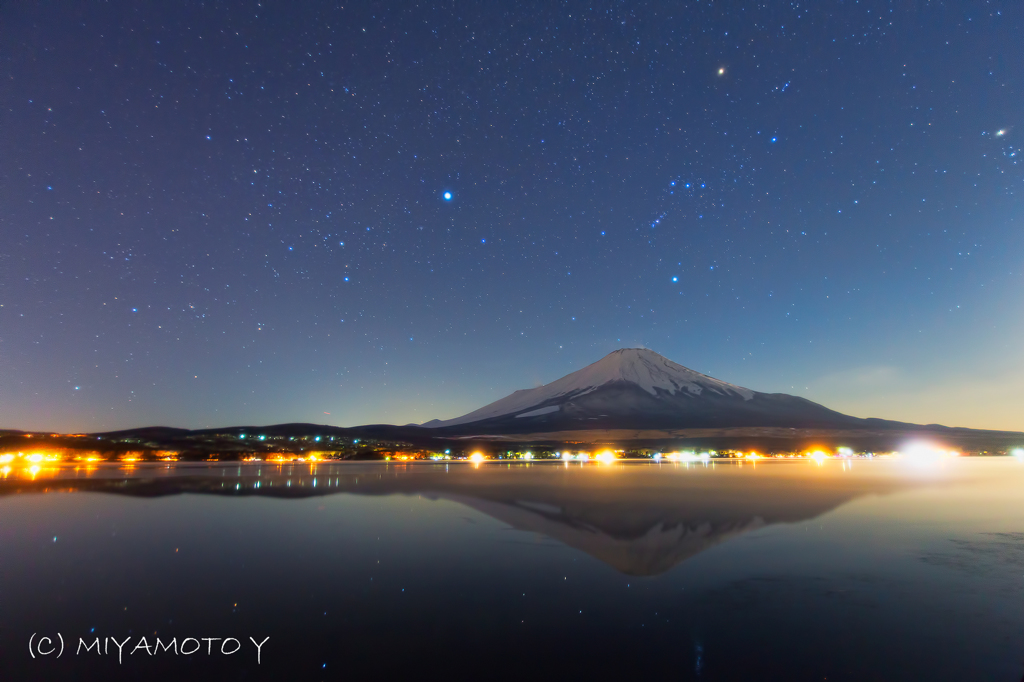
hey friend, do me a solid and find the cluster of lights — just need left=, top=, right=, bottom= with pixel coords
left=463, top=450, right=621, bottom=463
left=653, top=451, right=713, bottom=462
left=263, top=454, right=326, bottom=463
left=557, top=451, right=603, bottom=462
left=2, top=445, right=1018, bottom=472
left=0, top=452, right=64, bottom=464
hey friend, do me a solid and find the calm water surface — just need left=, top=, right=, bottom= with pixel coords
left=2, top=458, right=1023, bottom=681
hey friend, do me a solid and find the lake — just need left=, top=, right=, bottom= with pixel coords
left=2, top=457, right=1023, bottom=680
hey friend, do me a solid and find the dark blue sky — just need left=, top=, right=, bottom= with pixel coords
left=1, top=1, right=1021, bottom=431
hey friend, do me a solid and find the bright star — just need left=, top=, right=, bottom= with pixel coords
left=717, top=67, right=726, bottom=76
left=443, top=191, right=452, bottom=201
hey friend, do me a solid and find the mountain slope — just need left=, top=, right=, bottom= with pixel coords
left=427, top=348, right=870, bottom=434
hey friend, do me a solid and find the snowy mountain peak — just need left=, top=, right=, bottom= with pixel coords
left=573, top=348, right=754, bottom=400
left=429, top=348, right=754, bottom=427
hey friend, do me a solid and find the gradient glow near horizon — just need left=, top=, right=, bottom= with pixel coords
left=1, top=2, right=1022, bottom=432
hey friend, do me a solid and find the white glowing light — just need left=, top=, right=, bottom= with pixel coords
left=597, top=450, right=615, bottom=464
left=1011, top=448, right=1024, bottom=460
left=443, top=191, right=452, bottom=200
left=469, top=452, right=484, bottom=463
left=561, top=451, right=572, bottom=461
left=900, top=443, right=956, bottom=461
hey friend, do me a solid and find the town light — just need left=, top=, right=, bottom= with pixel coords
left=900, top=442, right=955, bottom=461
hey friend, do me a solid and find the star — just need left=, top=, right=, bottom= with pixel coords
left=443, top=191, right=452, bottom=201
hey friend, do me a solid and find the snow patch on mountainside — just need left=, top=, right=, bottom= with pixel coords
left=428, top=348, right=754, bottom=427
left=515, top=405, right=561, bottom=418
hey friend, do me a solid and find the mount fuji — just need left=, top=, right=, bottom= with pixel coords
left=424, top=348, right=875, bottom=434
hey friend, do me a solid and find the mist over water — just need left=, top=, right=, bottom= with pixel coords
left=2, top=459, right=1024, bottom=681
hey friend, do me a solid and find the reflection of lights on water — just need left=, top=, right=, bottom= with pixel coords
left=29, top=465, right=41, bottom=478
left=0, top=465, right=10, bottom=477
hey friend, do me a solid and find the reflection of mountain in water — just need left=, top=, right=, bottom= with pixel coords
left=452, top=495, right=766, bottom=575
left=0, top=462, right=916, bottom=575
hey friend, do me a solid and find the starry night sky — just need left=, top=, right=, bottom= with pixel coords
left=1, top=1, right=1021, bottom=432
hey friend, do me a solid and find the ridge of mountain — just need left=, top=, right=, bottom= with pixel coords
left=426, top=348, right=870, bottom=434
